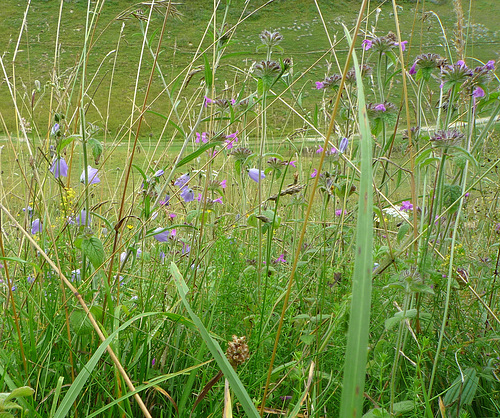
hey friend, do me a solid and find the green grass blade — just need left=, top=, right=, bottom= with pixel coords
left=170, top=262, right=260, bottom=418
left=54, top=312, right=161, bottom=418
left=339, top=25, right=374, bottom=418
left=49, top=377, right=64, bottom=418
left=86, top=360, right=213, bottom=418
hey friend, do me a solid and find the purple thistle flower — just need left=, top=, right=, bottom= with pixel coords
left=174, top=173, right=190, bottom=187
left=204, top=96, right=213, bottom=107
left=362, top=39, right=373, bottom=50
left=374, top=103, right=387, bottom=112
left=394, top=40, right=408, bottom=51
left=339, top=137, right=349, bottom=153
left=275, top=254, right=287, bottom=263
left=196, top=132, right=209, bottom=143
left=180, top=187, right=194, bottom=202
left=50, top=157, right=68, bottom=178
left=473, top=86, right=485, bottom=98
left=153, top=227, right=170, bottom=242
left=182, top=242, right=191, bottom=254
left=400, top=201, right=413, bottom=212
left=31, top=218, right=41, bottom=234
left=160, top=194, right=170, bottom=206
left=248, top=168, right=265, bottom=183
left=409, top=62, right=417, bottom=75
left=80, top=166, right=100, bottom=184
left=224, top=131, right=239, bottom=149
left=335, top=209, right=345, bottom=216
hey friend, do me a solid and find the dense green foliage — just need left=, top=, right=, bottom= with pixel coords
left=1, top=0, right=500, bottom=417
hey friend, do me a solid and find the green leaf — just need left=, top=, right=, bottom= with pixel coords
left=177, top=142, right=218, bottom=168
left=4, top=386, right=34, bottom=401
left=132, top=164, right=147, bottom=181
left=170, top=263, right=260, bottom=418
left=300, top=334, right=315, bottom=345
left=235, top=159, right=241, bottom=177
left=0, top=257, right=41, bottom=274
left=88, top=138, right=103, bottom=164
left=362, top=408, right=390, bottom=417
left=56, top=135, right=76, bottom=153
left=392, top=400, right=414, bottom=414
left=397, top=223, right=410, bottom=242
left=339, top=25, right=374, bottom=418
left=81, top=237, right=105, bottom=269
left=70, top=310, right=94, bottom=336
left=203, top=54, right=212, bottom=88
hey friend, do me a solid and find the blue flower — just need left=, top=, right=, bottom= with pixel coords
left=80, top=166, right=100, bottom=184
left=174, top=173, right=190, bottom=187
left=51, top=123, right=60, bottom=136
left=154, top=169, right=164, bottom=177
left=153, top=227, right=170, bottom=242
left=50, top=157, right=68, bottom=178
left=31, top=218, right=41, bottom=234
left=338, top=137, right=349, bottom=153
left=71, top=269, right=81, bottom=282
left=248, top=168, right=265, bottom=183
left=180, top=187, right=194, bottom=202
left=76, top=209, right=91, bottom=226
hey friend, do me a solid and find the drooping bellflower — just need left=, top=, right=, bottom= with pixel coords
left=50, top=157, right=69, bottom=178
left=80, top=166, right=100, bottom=184
left=248, top=168, right=265, bottom=183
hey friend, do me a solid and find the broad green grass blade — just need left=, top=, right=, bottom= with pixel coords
left=339, top=25, right=374, bottom=418
left=54, top=311, right=161, bottom=418
left=86, top=360, right=213, bottom=418
left=170, top=262, right=260, bottom=418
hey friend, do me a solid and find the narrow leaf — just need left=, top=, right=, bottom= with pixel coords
left=170, top=262, right=260, bottom=418
left=339, top=25, right=374, bottom=418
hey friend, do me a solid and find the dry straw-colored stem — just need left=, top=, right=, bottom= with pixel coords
left=0, top=204, right=152, bottom=418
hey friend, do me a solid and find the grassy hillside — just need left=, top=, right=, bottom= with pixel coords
left=1, top=0, right=499, bottom=138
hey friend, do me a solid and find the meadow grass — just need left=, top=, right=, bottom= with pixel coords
left=1, top=0, right=500, bottom=417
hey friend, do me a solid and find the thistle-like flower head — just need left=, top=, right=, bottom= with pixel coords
left=267, top=157, right=285, bottom=170
left=226, top=335, right=250, bottom=367
left=230, top=147, right=253, bottom=161
left=259, top=30, right=283, bottom=47
left=253, top=60, right=281, bottom=79
left=430, top=129, right=464, bottom=147
left=441, top=61, right=473, bottom=86
left=418, top=53, right=446, bottom=68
